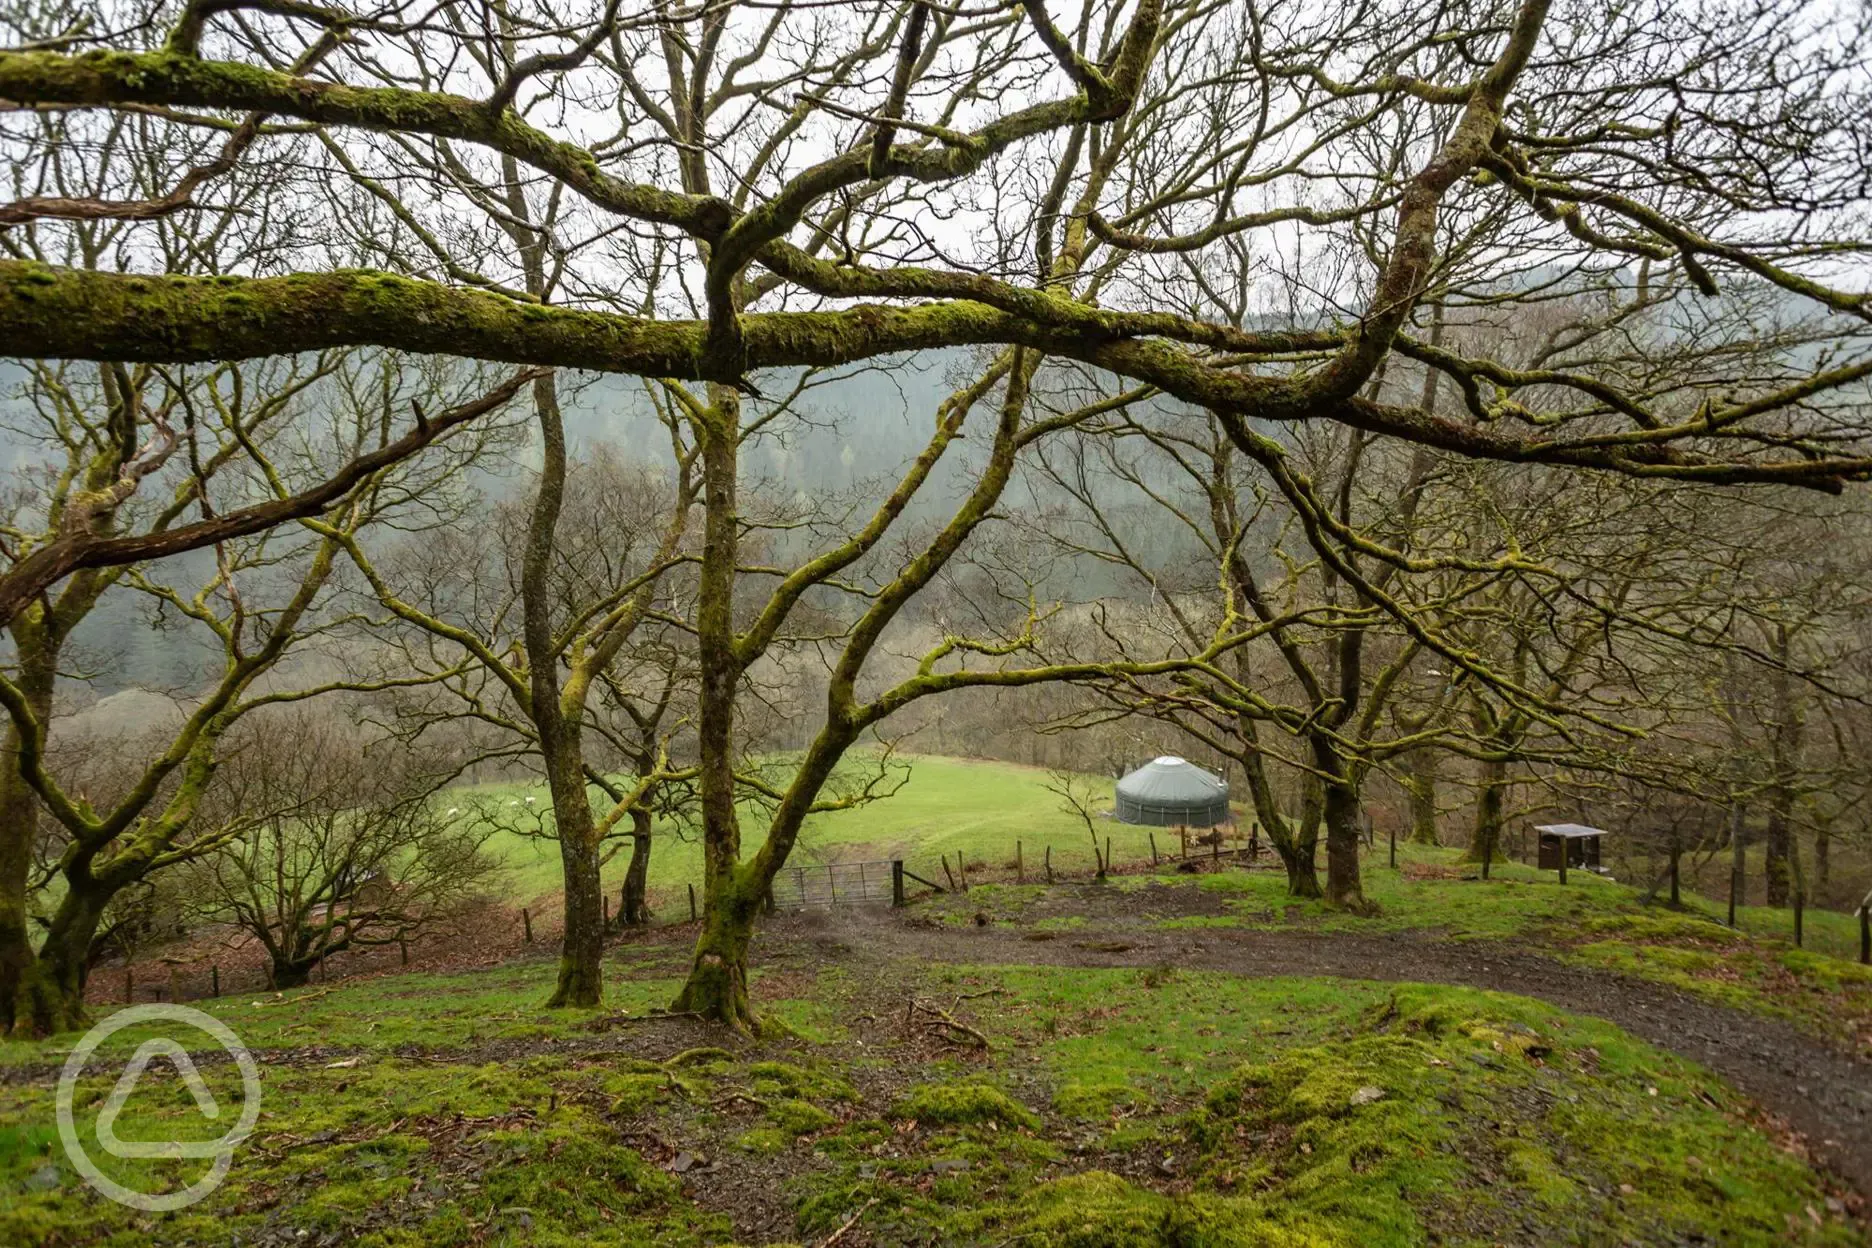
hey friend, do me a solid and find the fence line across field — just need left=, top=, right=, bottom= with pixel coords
left=762, top=830, right=1273, bottom=914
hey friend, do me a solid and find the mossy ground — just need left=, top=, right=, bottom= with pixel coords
left=1, top=947, right=1859, bottom=1246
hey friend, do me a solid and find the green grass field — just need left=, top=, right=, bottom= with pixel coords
left=464, top=755, right=1164, bottom=907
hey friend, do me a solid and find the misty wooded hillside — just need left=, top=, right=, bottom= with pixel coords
left=2, top=0, right=1871, bottom=1242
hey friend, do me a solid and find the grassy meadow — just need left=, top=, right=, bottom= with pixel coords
left=464, top=755, right=1149, bottom=907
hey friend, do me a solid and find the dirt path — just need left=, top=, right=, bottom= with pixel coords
left=790, top=910, right=1872, bottom=1202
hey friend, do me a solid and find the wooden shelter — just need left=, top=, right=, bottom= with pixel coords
left=1533, top=823, right=1605, bottom=875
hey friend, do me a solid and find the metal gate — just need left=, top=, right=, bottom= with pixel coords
left=769, top=860, right=897, bottom=910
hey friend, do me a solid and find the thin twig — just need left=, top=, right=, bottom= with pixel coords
left=817, top=1197, right=881, bottom=1247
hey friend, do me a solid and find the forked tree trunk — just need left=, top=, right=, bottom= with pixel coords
left=1279, top=847, right=1323, bottom=899
left=1262, top=790, right=1321, bottom=898
left=1235, top=739, right=1318, bottom=899
left=1316, top=740, right=1367, bottom=911
left=10, top=885, right=106, bottom=1036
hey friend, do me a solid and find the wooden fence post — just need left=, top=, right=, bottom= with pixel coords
left=1557, top=847, right=1566, bottom=886
left=1389, top=826, right=1396, bottom=870
left=1728, top=868, right=1739, bottom=927
left=124, top=967, right=133, bottom=1004
left=892, top=860, right=906, bottom=908
left=1249, top=822, right=1259, bottom=860
left=1860, top=903, right=1870, bottom=966
left=1669, top=854, right=1680, bottom=907
left=942, top=854, right=959, bottom=892
left=400, top=938, right=409, bottom=966
left=1016, top=840, right=1024, bottom=883
left=522, top=908, right=534, bottom=943
left=1794, top=892, right=1804, bottom=947
left=688, top=883, right=698, bottom=922
left=1045, top=845, right=1053, bottom=884
left=1149, top=832, right=1159, bottom=866
left=211, top=965, right=220, bottom=998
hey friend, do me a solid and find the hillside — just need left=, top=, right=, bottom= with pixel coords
left=5, top=757, right=1869, bottom=1246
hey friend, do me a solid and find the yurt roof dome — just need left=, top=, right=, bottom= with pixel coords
left=1114, top=757, right=1230, bottom=827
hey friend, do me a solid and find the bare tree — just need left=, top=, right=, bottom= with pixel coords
left=184, top=709, right=498, bottom=989
left=1043, top=766, right=1106, bottom=870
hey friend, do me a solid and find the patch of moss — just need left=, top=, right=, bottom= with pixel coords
left=1008, top=1171, right=1328, bottom=1247
left=894, top=1082, right=1040, bottom=1131
left=1053, top=1076, right=1153, bottom=1120
left=737, top=1126, right=792, bottom=1156
left=746, top=1059, right=857, bottom=1103
left=1779, top=946, right=1872, bottom=990
left=608, top=1073, right=671, bottom=1118
left=766, top=1097, right=837, bottom=1136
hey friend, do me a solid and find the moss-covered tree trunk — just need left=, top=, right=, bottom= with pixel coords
left=1316, top=739, right=1367, bottom=911
left=1400, top=749, right=1440, bottom=845
left=1763, top=795, right=1793, bottom=907
left=2, top=629, right=62, bottom=1036
left=621, top=807, right=652, bottom=926
left=514, top=372, right=606, bottom=1009
left=545, top=780, right=604, bottom=1007
left=673, top=387, right=759, bottom=1028
left=1233, top=732, right=1319, bottom=898
left=671, top=867, right=761, bottom=1030
left=11, top=880, right=107, bottom=1036
left=1275, top=835, right=1323, bottom=899
left=1463, top=756, right=1510, bottom=864
left=0, top=740, right=38, bottom=1036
